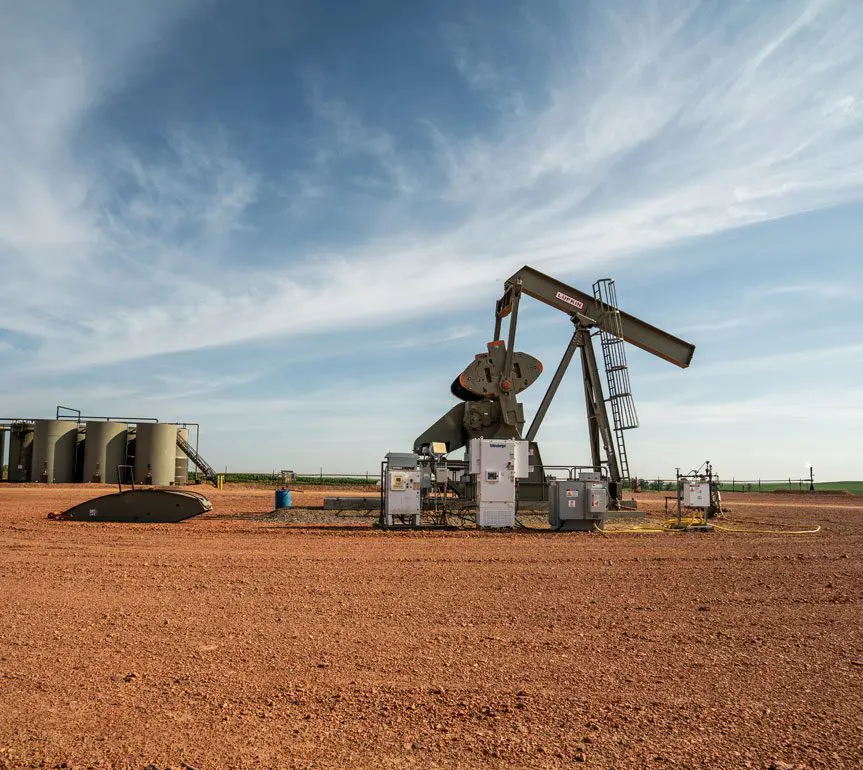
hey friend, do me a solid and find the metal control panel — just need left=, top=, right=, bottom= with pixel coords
left=383, top=469, right=421, bottom=527
left=548, top=479, right=608, bottom=531
left=682, top=482, right=711, bottom=509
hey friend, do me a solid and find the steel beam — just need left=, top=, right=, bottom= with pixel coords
left=504, top=265, right=695, bottom=368
left=525, top=325, right=580, bottom=442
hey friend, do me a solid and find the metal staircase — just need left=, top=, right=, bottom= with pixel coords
left=176, top=433, right=218, bottom=485
left=592, top=279, right=639, bottom=482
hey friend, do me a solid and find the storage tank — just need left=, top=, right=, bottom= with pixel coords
left=0, top=427, right=7, bottom=481
left=31, top=419, right=78, bottom=483
left=83, top=422, right=128, bottom=483
left=175, top=427, right=190, bottom=486
left=134, top=423, right=178, bottom=486
left=124, top=430, right=136, bottom=484
left=74, top=427, right=86, bottom=483
left=8, top=423, right=34, bottom=482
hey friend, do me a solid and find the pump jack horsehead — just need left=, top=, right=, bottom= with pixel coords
left=414, top=265, right=696, bottom=509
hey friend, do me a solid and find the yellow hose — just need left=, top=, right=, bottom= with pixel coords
left=712, top=522, right=821, bottom=535
left=597, top=518, right=821, bottom=536
left=595, top=522, right=672, bottom=534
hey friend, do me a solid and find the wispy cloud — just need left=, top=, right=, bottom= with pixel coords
left=638, top=386, right=863, bottom=425
left=756, top=282, right=859, bottom=300
left=3, top=0, right=863, bottom=380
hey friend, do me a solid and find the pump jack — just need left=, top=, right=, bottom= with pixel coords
left=415, top=266, right=695, bottom=508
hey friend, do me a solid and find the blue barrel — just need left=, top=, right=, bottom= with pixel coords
left=275, top=488, right=292, bottom=510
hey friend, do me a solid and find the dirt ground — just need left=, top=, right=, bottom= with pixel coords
left=0, top=484, right=861, bottom=769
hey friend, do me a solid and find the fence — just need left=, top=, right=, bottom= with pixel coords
left=627, top=478, right=817, bottom=493
left=214, top=471, right=379, bottom=486
left=199, top=471, right=848, bottom=494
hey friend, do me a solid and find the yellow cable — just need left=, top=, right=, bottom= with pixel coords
left=712, top=523, right=821, bottom=535
left=594, top=522, right=669, bottom=534
left=597, top=517, right=821, bottom=536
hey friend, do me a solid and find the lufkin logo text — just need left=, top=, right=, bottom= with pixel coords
left=555, top=291, right=585, bottom=311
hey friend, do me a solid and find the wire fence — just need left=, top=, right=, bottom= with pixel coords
left=212, top=471, right=830, bottom=494
left=627, top=478, right=820, bottom=493
left=214, top=471, right=379, bottom=486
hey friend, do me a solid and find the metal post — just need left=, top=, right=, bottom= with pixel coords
left=581, top=330, right=621, bottom=483
left=809, top=466, right=815, bottom=492
left=503, top=289, right=520, bottom=378
left=526, top=325, right=580, bottom=441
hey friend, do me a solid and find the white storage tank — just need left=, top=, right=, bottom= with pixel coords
left=31, top=419, right=78, bottom=483
left=175, top=426, right=190, bottom=486
left=134, top=423, right=178, bottom=486
left=83, top=422, right=128, bottom=483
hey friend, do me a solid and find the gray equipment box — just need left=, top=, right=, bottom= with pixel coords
left=386, top=452, right=419, bottom=469
left=548, top=480, right=608, bottom=531
left=577, top=471, right=602, bottom=482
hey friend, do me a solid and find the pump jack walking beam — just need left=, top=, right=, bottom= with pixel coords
left=497, top=266, right=695, bottom=369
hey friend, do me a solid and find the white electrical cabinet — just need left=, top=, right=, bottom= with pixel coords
left=683, top=481, right=711, bottom=509
left=468, top=438, right=529, bottom=528
left=383, top=469, right=422, bottom=526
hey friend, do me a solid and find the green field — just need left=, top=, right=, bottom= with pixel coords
left=628, top=478, right=863, bottom=494
left=219, top=472, right=377, bottom=486
left=715, top=480, right=863, bottom=494
left=810, top=481, right=863, bottom=494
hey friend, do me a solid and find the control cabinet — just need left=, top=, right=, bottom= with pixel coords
left=468, top=438, right=528, bottom=528
left=383, top=469, right=421, bottom=527
left=548, top=479, right=608, bottom=531
left=682, top=481, right=711, bottom=509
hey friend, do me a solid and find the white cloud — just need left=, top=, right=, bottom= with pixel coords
left=3, top=0, right=863, bottom=380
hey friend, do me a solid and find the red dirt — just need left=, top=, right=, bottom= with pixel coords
left=0, top=484, right=861, bottom=769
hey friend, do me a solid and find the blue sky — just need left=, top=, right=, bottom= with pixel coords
left=2, top=0, right=862, bottom=479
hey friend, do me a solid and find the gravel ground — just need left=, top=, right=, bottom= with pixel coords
left=0, top=484, right=861, bottom=769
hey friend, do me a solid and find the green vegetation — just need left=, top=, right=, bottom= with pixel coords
left=627, top=478, right=863, bottom=495
left=809, top=481, right=863, bottom=494
left=214, top=472, right=377, bottom=486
